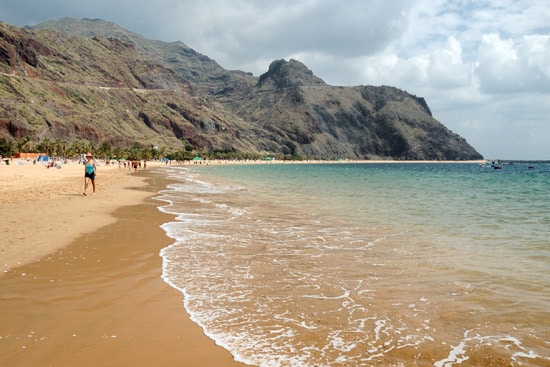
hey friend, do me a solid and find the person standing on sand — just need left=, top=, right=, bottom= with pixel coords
left=83, top=153, right=97, bottom=196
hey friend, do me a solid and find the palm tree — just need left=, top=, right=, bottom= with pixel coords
left=24, top=140, right=37, bottom=153
left=112, top=146, right=126, bottom=160
left=71, top=140, right=87, bottom=158
left=53, top=139, right=69, bottom=158
left=37, top=138, right=52, bottom=156
left=154, top=145, right=167, bottom=160
left=0, top=137, right=15, bottom=157
left=16, top=136, right=30, bottom=153
left=98, top=141, right=112, bottom=160
left=85, top=141, right=97, bottom=156
left=141, top=147, right=152, bottom=161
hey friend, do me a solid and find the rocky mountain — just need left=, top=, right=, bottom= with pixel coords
left=0, top=18, right=482, bottom=160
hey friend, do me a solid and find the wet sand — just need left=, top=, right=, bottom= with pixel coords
left=0, top=158, right=487, bottom=366
left=0, top=161, right=247, bottom=366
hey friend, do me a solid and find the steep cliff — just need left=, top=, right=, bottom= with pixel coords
left=0, top=19, right=483, bottom=160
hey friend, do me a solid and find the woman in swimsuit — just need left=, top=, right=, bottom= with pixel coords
left=83, top=152, right=97, bottom=196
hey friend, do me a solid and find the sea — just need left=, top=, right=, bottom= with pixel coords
left=154, top=162, right=549, bottom=367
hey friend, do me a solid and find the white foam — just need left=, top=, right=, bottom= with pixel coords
left=434, top=341, right=469, bottom=367
left=153, top=164, right=549, bottom=367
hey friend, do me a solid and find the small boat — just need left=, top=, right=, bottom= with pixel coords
left=479, top=160, right=502, bottom=169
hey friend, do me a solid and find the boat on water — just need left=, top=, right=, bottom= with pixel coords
left=479, top=160, right=502, bottom=169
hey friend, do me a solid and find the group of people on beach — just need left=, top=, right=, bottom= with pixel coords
left=82, top=154, right=148, bottom=196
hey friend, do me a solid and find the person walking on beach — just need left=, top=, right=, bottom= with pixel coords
left=83, top=152, right=97, bottom=196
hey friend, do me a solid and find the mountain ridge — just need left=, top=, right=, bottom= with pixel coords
left=0, top=18, right=483, bottom=160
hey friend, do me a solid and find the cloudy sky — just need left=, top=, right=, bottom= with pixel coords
left=2, top=0, right=549, bottom=159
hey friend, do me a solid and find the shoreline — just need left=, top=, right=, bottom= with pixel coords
left=0, top=162, right=248, bottom=366
left=0, top=158, right=486, bottom=272
left=164, top=159, right=487, bottom=166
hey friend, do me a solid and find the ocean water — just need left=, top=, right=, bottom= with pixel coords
left=155, top=162, right=550, bottom=366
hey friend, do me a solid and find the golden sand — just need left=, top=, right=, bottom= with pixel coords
left=0, top=159, right=247, bottom=366
left=0, top=159, right=152, bottom=272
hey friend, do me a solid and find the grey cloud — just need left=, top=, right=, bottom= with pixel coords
left=159, top=0, right=413, bottom=69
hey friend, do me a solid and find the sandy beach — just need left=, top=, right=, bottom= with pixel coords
left=0, top=159, right=247, bottom=366
left=0, top=159, right=151, bottom=272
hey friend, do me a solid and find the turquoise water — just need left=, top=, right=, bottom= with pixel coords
left=156, top=162, right=549, bottom=366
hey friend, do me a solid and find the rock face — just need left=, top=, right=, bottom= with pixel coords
left=0, top=18, right=483, bottom=160
left=231, top=60, right=479, bottom=160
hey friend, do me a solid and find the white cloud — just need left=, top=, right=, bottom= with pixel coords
left=476, top=34, right=550, bottom=94
left=337, top=35, right=471, bottom=92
